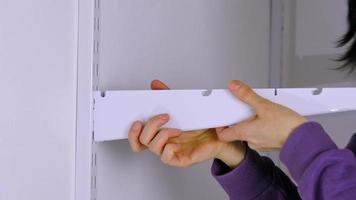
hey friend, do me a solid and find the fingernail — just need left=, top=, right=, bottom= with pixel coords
left=132, top=121, right=141, bottom=131
left=230, top=81, right=241, bottom=91
left=159, top=114, right=169, bottom=120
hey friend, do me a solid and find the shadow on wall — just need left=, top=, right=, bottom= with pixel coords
left=287, top=54, right=355, bottom=87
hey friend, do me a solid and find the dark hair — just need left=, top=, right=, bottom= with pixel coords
left=337, top=0, right=356, bottom=73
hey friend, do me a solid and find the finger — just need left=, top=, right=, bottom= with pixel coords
left=217, top=116, right=256, bottom=142
left=247, top=143, right=260, bottom=151
left=228, top=80, right=269, bottom=112
left=161, top=143, right=189, bottom=167
left=139, top=114, right=170, bottom=145
left=148, top=128, right=181, bottom=156
left=217, top=127, right=244, bottom=142
left=215, top=127, right=227, bottom=134
left=151, top=80, right=170, bottom=90
left=128, top=121, right=146, bottom=152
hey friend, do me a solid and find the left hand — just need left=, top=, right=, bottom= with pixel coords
left=128, top=80, right=246, bottom=168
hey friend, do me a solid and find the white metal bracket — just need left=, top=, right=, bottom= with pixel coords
left=93, top=88, right=356, bottom=142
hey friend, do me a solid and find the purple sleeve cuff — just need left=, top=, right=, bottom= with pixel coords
left=280, top=121, right=337, bottom=183
left=211, top=148, right=274, bottom=199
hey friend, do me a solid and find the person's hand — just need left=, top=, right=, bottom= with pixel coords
left=128, top=80, right=246, bottom=168
left=217, top=80, right=307, bottom=151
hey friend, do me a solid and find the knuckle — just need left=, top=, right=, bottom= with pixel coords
left=162, top=129, right=179, bottom=141
left=145, top=117, right=166, bottom=132
left=256, top=97, right=268, bottom=106
left=146, top=116, right=161, bottom=127
left=132, top=148, right=140, bottom=153
left=233, top=128, right=246, bottom=140
left=160, top=129, right=170, bottom=139
left=139, top=135, right=149, bottom=145
left=238, top=85, right=252, bottom=99
left=218, top=132, right=231, bottom=142
left=160, top=156, right=169, bottom=165
left=258, top=102, right=276, bottom=117
left=161, top=146, right=173, bottom=163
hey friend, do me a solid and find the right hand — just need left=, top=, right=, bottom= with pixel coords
left=128, top=80, right=246, bottom=168
left=217, top=80, right=307, bottom=151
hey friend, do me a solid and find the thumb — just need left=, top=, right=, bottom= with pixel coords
left=151, top=79, right=170, bottom=90
left=217, top=116, right=256, bottom=142
left=228, top=80, right=267, bottom=112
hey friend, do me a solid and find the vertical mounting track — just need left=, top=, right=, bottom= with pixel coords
left=268, top=0, right=284, bottom=166
left=91, top=0, right=101, bottom=199
left=269, top=0, right=284, bottom=88
left=75, top=0, right=98, bottom=199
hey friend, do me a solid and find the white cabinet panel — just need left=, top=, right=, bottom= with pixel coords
left=0, top=1, right=77, bottom=200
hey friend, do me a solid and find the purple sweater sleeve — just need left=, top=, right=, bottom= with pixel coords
left=211, top=146, right=300, bottom=199
left=346, top=133, right=356, bottom=156
left=280, top=122, right=356, bottom=200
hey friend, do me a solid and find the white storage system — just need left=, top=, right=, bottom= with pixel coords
left=2, top=0, right=354, bottom=200
left=76, top=0, right=277, bottom=199
left=75, top=0, right=356, bottom=199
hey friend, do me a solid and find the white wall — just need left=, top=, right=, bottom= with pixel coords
left=0, top=1, right=77, bottom=200
left=96, top=1, right=271, bottom=199
left=283, top=0, right=356, bottom=147
left=295, top=0, right=347, bottom=58
left=283, top=0, right=353, bottom=87
left=98, top=0, right=270, bottom=91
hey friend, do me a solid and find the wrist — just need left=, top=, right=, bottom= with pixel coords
left=281, top=117, right=308, bottom=148
left=215, top=141, right=246, bottom=169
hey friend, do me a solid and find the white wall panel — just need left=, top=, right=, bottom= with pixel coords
left=283, top=0, right=351, bottom=87
left=295, top=0, right=347, bottom=58
left=0, top=1, right=77, bottom=200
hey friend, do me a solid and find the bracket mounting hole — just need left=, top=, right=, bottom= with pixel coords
left=202, top=89, right=213, bottom=97
left=101, top=91, right=106, bottom=97
left=313, top=88, right=323, bottom=95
